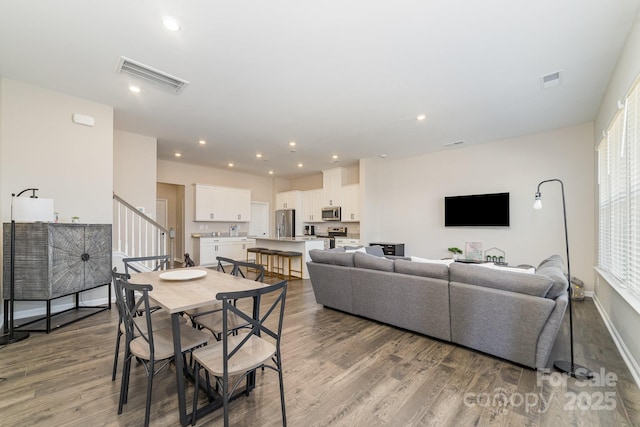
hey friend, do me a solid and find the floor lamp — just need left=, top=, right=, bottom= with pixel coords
left=534, top=179, right=592, bottom=379
left=0, top=189, right=53, bottom=345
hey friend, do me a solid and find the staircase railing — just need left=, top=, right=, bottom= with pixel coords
left=113, top=193, right=175, bottom=268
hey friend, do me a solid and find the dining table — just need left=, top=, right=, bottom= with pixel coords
left=127, top=266, right=266, bottom=426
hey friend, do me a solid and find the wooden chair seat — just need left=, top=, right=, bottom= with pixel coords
left=192, top=333, right=276, bottom=376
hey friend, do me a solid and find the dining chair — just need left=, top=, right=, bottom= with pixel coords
left=111, top=268, right=175, bottom=382
left=114, top=276, right=211, bottom=427
left=191, top=279, right=288, bottom=427
left=189, top=258, right=265, bottom=340
left=123, top=254, right=170, bottom=274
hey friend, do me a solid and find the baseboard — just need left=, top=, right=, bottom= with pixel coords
left=592, top=294, right=640, bottom=390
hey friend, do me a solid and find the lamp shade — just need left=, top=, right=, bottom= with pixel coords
left=12, top=198, right=54, bottom=222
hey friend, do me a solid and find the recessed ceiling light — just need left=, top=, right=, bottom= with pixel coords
left=129, top=85, right=141, bottom=93
left=228, top=163, right=234, bottom=167
left=198, top=140, right=206, bottom=145
left=174, top=152, right=182, bottom=157
left=162, top=16, right=181, bottom=32
left=332, top=155, right=339, bottom=159
left=289, top=141, right=296, bottom=147
left=380, top=154, right=387, bottom=158
left=297, top=163, right=303, bottom=168
left=268, top=170, right=274, bottom=175
left=417, top=114, right=426, bottom=121
left=256, top=153, right=262, bottom=158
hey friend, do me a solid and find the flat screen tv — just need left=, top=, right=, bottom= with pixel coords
left=444, top=192, right=510, bottom=227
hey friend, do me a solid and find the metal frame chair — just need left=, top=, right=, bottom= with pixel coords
left=114, top=276, right=210, bottom=427
left=123, top=254, right=169, bottom=274
left=191, top=280, right=288, bottom=426
left=189, top=258, right=265, bottom=340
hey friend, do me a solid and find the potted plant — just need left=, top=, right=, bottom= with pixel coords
left=71, top=216, right=80, bottom=224
left=448, top=247, right=463, bottom=260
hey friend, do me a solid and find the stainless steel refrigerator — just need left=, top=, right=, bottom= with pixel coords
left=275, top=209, right=295, bottom=238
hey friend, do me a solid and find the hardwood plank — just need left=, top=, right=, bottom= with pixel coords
left=0, top=280, right=638, bottom=426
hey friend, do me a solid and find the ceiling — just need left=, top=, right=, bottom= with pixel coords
left=1, top=1, right=638, bottom=178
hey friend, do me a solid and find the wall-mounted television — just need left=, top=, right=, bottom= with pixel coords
left=444, top=192, right=510, bottom=227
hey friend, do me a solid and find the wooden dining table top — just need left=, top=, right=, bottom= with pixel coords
left=127, top=267, right=266, bottom=314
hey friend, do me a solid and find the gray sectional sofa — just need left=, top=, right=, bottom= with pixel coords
left=307, top=250, right=569, bottom=369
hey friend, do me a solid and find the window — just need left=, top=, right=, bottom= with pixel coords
left=598, top=78, right=640, bottom=296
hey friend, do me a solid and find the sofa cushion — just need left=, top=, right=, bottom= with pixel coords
left=309, top=249, right=355, bottom=267
left=535, top=255, right=568, bottom=299
left=449, top=262, right=553, bottom=297
left=394, top=259, right=449, bottom=280
left=353, top=251, right=395, bottom=272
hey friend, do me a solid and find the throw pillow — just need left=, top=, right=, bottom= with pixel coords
left=411, top=256, right=455, bottom=266
left=476, top=263, right=536, bottom=274
left=345, top=246, right=367, bottom=254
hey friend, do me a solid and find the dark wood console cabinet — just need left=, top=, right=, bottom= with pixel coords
left=3, top=223, right=112, bottom=332
left=369, top=242, right=405, bottom=256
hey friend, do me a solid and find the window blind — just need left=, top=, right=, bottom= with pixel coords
left=598, top=78, right=640, bottom=296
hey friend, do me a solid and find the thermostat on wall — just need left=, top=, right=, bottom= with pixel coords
left=72, top=113, right=95, bottom=127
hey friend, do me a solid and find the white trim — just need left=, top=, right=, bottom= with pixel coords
left=595, top=267, right=640, bottom=316
left=592, top=294, right=640, bottom=390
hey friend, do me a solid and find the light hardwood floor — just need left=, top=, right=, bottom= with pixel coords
left=1, top=278, right=639, bottom=426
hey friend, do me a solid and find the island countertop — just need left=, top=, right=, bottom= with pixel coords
left=254, top=237, right=325, bottom=279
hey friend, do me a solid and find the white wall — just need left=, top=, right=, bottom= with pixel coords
left=593, top=14, right=640, bottom=385
left=0, top=78, right=113, bottom=322
left=113, top=130, right=157, bottom=218
left=157, top=159, right=275, bottom=255
left=361, top=122, right=595, bottom=288
left=0, top=79, right=113, bottom=224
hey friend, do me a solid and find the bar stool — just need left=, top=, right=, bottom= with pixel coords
left=278, top=251, right=303, bottom=280
left=246, top=247, right=267, bottom=271
left=259, top=249, right=282, bottom=277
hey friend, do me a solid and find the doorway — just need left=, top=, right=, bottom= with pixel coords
left=157, top=182, right=185, bottom=264
left=250, top=202, right=269, bottom=238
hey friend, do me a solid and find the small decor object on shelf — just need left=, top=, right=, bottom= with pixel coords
left=448, top=247, right=463, bottom=260
left=484, top=247, right=506, bottom=265
left=71, top=216, right=80, bottom=223
left=465, top=242, right=483, bottom=261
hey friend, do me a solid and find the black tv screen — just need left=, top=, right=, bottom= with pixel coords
left=444, top=192, right=510, bottom=227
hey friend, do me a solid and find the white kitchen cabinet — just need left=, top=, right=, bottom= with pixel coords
left=194, top=184, right=251, bottom=222
left=341, top=184, right=360, bottom=222
left=301, top=189, right=323, bottom=222
left=335, top=238, right=360, bottom=248
left=322, top=168, right=345, bottom=207
left=275, top=190, right=302, bottom=210
left=193, top=237, right=256, bottom=266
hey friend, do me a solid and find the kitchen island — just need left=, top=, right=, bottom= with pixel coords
left=254, top=237, right=324, bottom=279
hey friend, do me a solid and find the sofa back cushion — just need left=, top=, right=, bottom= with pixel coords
left=353, top=251, right=395, bottom=272
left=394, top=259, right=449, bottom=280
left=536, top=255, right=568, bottom=299
left=449, top=262, right=553, bottom=297
left=309, top=249, right=355, bottom=267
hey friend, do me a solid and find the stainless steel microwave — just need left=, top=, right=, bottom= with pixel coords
left=321, top=206, right=341, bottom=221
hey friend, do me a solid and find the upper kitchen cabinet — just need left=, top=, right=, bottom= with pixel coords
left=341, top=184, right=360, bottom=222
left=301, top=189, right=323, bottom=222
left=194, top=184, right=251, bottom=222
left=322, top=167, right=346, bottom=207
left=275, top=190, right=302, bottom=210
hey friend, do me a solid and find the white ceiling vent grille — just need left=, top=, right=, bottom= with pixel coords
left=117, top=56, right=189, bottom=94
left=541, top=70, right=562, bottom=89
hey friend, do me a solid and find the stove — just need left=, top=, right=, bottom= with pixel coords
left=316, top=227, right=347, bottom=249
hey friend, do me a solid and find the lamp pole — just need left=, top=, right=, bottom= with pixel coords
left=0, top=189, right=39, bottom=345
left=534, top=179, right=592, bottom=379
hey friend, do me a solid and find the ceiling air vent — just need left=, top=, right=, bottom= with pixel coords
left=541, top=70, right=562, bottom=89
left=117, top=56, right=189, bottom=94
